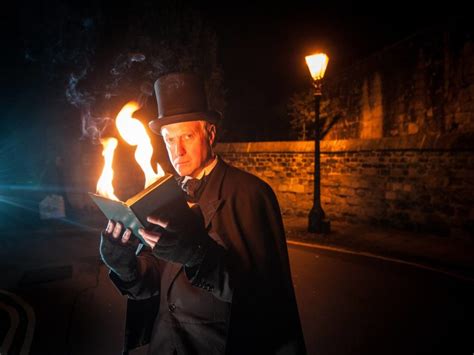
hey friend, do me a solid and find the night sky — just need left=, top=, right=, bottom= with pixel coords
left=0, top=2, right=465, bottom=184
left=205, top=9, right=455, bottom=140
left=2, top=4, right=460, bottom=135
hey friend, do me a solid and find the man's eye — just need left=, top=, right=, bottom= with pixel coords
left=165, top=138, right=174, bottom=145
left=183, top=134, right=193, bottom=140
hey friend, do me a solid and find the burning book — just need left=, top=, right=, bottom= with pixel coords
left=89, top=101, right=186, bottom=246
left=89, top=173, right=186, bottom=246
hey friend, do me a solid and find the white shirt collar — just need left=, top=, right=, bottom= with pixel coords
left=183, top=155, right=218, bottom=182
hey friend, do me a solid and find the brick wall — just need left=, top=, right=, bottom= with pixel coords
left=65, top=134, right=473, bottom=237
left=216, top=134, right=473, bottom=237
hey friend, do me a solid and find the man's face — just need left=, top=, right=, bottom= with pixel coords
left=161, top=121, right=215, bottom=177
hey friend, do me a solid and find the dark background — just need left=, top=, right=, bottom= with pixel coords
left=0, top=2, right=467, bottom=184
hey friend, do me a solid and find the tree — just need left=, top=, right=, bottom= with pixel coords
left=288, top=88, right=343, bottom=141
left=287, top=90, right=315, bottom=140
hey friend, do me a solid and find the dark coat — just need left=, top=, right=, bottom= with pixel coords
left=110, top=158, right=306, bottom=354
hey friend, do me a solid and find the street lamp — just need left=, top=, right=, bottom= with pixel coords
left=305, top=53, right=330, bottom=233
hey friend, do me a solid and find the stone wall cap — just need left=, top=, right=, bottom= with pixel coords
left=216, top=133, right=474, bottom=153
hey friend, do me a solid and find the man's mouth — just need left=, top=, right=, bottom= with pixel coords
left=175, top=161, right=189, bottom=166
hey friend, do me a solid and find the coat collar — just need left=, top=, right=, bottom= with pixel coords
left=167, top=157, right=228, bottom=288
left=197, top=157, right=227, bottom=229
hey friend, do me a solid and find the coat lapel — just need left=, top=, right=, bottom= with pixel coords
left=200, top=199, right=224, bottom=229
left=165, top=262, right=183, bottom=300
left=166, top=157, right=228, bottom=291
left=198, top=157, right=227, bottom=229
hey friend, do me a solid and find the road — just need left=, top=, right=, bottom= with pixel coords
left=0, top=225, right=473, bottom=354
left=289, top=244, right=473, bottom=355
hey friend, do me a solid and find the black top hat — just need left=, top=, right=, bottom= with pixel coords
left=148, top=72, right=221, bottom=134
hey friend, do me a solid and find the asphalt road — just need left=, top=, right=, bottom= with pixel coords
left=1, top=226, right=473, bottom=354
left=289, top=244, right=474, bottom=355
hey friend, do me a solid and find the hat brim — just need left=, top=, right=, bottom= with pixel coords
left=149, top=111, right=221, bottom=135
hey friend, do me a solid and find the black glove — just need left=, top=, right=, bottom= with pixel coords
left=99, top=232, right=139, bottom=282
left=151, top=205, right=211, bottom=268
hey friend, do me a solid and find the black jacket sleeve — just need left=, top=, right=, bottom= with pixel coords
left=109, top=246, right=163, bottom=300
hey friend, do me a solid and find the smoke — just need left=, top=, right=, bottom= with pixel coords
left=65, top=52, right=154, bottom=144
left=61, top=4, right=223, bottom=145
left=66, top=68, right=112, bottom=144
left=138, top=81, right=154, bottom=108
left=130, top=53, right=146, bottom=63
left=106, top=52, right=151, bottom=95
left=80, top=109, right=112, bottom=145
left=66, top=69, right=90, bottom=108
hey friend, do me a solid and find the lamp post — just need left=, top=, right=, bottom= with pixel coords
left=305, top=53, right=331, bottom=233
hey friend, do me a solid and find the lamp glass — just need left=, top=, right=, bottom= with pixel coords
left=305, top=53, right=329, bottom=81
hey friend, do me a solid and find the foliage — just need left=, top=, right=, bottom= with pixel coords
left=287, top=90, right=315, bottom=140
left=288, top=88, right=341, bottom=141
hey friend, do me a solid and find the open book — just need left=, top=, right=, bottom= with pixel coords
left=89, top=174, right=186, bottom=246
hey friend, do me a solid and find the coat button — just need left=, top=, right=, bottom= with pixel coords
left=168, top=304, right=176, bottom=312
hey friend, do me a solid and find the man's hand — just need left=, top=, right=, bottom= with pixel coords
left=138, top=217, right=168, bottom=249
left=139, top=207, right=210, bottom=268
left=99, top=220, right=139, bottom=282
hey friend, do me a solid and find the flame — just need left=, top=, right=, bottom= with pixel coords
left=96, top=137, right=119, bottom=201
left=115, top=101, right=164, bottom=188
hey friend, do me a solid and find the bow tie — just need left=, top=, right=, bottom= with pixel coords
left=176, top=175, right=208, bottom=202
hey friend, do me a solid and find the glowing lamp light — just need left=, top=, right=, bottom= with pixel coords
left=305, top=53, right=329, bottom=81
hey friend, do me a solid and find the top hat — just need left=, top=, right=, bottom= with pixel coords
left=148, top=72, right=221, bottom=134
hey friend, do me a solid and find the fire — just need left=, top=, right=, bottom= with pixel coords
left=96, top=137, right=119, bottom=201
left=115, top=101, right=164, bottom=188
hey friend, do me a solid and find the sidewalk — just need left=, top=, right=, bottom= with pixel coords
left=283, top=216, right=474, bottom=281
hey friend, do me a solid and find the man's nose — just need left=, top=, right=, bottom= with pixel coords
left=174, top=141, right=186, bottom=156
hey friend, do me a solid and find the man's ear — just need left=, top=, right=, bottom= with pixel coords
left=208, top=124, right=217, bottom=147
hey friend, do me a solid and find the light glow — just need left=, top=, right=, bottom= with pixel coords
left=305, top=53, right=329, bottom=81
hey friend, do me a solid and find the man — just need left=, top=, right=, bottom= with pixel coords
left=100, top=72, right=306, bottom=354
